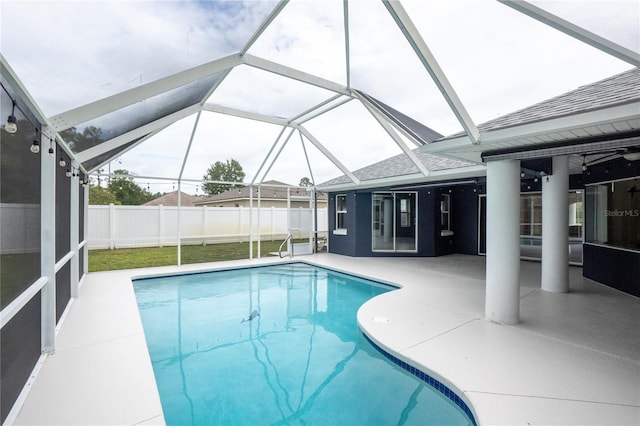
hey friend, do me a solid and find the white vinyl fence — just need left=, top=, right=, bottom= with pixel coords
left=88, top=204, right=328, bottom=250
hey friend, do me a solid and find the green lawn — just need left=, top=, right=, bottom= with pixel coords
left=88, top=240, right=296, bottom=272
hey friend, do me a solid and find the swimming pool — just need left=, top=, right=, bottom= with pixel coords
left=133, top=263, right=475, bottom=425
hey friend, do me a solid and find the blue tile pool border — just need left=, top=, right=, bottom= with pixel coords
left=363, top=333, right=477, bottom=426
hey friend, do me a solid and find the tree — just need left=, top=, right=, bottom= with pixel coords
left=202, top=159, right=245, bottom=195
left=299, top=177, right=313, bottom=187
left=89, top=185, right=118, bottom=205
left=107, top=169, right=156, bottom=205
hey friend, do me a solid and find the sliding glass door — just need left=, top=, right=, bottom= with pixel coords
left=372, top=192, right=417, bottom=252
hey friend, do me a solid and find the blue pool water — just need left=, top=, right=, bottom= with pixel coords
left=133, top=263, right=474, bottom=426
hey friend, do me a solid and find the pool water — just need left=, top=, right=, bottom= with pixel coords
left=133, top=263, right=473, bottom=426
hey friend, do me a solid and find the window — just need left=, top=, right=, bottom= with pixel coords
left=586, top=178, right=639, bottom=251
left=440, top=194, right=452, bottom=236
left=334, top=194, right=347, bottom=234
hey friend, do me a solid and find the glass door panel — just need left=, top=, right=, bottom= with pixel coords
left=372, top=192, right=416, bottom=252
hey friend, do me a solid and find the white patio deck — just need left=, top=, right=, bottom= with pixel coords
left=11, top=254, right=639, bottom=425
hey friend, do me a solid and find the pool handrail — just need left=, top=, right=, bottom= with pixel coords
left=278, top=233, right=293, bottom=258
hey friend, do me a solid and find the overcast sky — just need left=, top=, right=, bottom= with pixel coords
left=2, top=0, right=638, bottom=194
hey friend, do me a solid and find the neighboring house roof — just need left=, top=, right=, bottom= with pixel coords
left=143, top=191, right=198, bottom=206
left=194, top=180, right=327, bottom=205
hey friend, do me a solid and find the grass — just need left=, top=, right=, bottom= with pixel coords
left=88, top=240, right=304, bottom=272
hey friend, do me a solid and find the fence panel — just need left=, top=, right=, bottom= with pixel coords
left=87, top=204, right=327, bottom=249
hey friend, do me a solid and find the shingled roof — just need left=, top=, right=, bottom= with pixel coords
left=194, top=180, right=326, bottom=205
left=320, top=149, right=475, bottom=187
left=445, top=67, right=640, bottom=138
left=143, top=191, right=198, bottom=207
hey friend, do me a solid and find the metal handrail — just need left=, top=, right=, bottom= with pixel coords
left=278, top=233, right=293, bottom=258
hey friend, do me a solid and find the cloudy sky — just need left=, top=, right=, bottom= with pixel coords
left=2, top=0, right=638, bottom=193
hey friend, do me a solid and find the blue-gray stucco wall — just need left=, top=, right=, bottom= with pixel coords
left=327, top=181, right=482, bottom=257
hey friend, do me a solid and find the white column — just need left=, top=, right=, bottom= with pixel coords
left=83, top=184, right=88, bottom=276
left=41, top=128, right=56, bottom=353
left=485, top=160, right=521, bottom=325
left=542, top=156, right=569, bottom=293
left=70, top=162, right=79, bottom=298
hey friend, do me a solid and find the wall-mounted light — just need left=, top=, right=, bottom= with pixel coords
left=5, top=101, right=18, bottom=134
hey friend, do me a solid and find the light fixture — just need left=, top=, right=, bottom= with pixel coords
left=581, top=155, right=587, bottom=172
left=30, top=129, right=40, bottom=154
left=65, top=169, right=72, bottom=178
left=48, top=138, right=54, bottom=156
left=59, top=157, right=66, bottom=167
left=5, top=101, right=17, bottom=134
left=622, top=152, right=640, bottom=162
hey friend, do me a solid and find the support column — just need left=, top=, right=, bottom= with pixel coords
left=41, top=128, right=56, bottom=353
left=485, top=160, right=521, bottom=324
left=70, top=161, right=79, bottom=298
left=542, top=156, right=569, bottom=292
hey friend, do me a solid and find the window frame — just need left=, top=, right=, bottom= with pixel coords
left=334, top=194, right=347, bottom=235
left=440, top=193, right=452, bottom=236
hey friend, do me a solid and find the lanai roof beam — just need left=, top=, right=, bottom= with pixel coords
left=242, top=54, right=350, bottom=96
left=251, top=126, right=290, bottom=185
left=75, top=104, right=200, bottom=163
left=290, top=94, right=352, bottom=125
left=356, top=95, right=430, bottom=177
left=240, top=0, right=290, bottom=56
left=258, top=126, right=297, bottom=183
left=202, top=103, right=290, bottom=126
left=298, top=125, right=360, bottom=185
left=498, top=0, right=640, bottom=67
left=49, top=54, right=242, bottom=132
left=382, top=0, right=480, bottom=144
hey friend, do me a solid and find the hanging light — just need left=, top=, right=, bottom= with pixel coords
left=581, top=155, right=587, bottom=172
left=66, top=169, right=72, bottom=178
left=4, top=101, right=17, bottom=134
left=48, top=138, right=54, bottom=156
left=59, top=157, right=66, bottom=167
left=30, top=128, right=40, bottom=154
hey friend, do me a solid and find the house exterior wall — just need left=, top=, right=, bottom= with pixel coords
left=327, top=181, right=483, bottom=258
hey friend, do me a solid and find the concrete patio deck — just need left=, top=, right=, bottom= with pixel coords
left=10, top=254, right=639, bottom=425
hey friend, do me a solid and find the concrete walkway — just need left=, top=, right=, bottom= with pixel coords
left=12, top=254, right=640, bottom=425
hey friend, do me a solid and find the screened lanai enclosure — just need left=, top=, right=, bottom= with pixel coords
left=1, top=0, right=639, bottom=423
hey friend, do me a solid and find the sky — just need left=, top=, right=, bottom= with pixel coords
left=1, top=0, right=638, bottom=194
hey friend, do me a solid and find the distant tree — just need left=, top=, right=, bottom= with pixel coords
left=299, top=177, right=313, bottom=187
left=89, top=184, right=118, bottom=205
left=107, top=169, right=155, bottom=205
left=202, top=159, right=245, bottom=195
left=59, top=126, right=103, bottom=152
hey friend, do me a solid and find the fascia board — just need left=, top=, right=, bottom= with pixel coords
left=479, top=102, right=640, bottom=145
left=317, top=165, right=486, bottom=192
